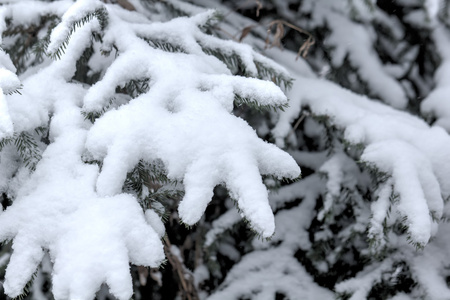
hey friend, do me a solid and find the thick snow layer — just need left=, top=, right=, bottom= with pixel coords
left=0, top=87, right=164, bottom=299
left=87, top=83, right=298, bottom=238
left=0, top=5, right=165, bottom=299
left=7, top=0, right=450, bottom=298
left=0, top=1, right=301, bottom=298
left=47, top=0, right=104, bottom=56
left=274, top=70, right=450, bottom=245
left=84, top=8, right=300, bottom=238
left=0, top=68, right=20, bottom=94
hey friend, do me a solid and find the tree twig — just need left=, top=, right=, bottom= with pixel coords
left=164, top=236, right=199, bottom=300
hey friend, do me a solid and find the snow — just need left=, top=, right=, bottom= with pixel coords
left=409, top=223, right=450, bottom=300
left=421, top=25, right=450, bottom=131
left=47, top=0, right=104, bottom=56
left=84, top=7, right=299, bottom=238
left=368, top=179, right=393, bottom=245
left=0, top=1, right=302, bottom=298
left=209, top=248, right=333, bottom=300
left=318, top=153, right=354, bottom=221
left=305, top=0, right=407, bottom=108
left=0, top=90, right=13, bottom=139
left=0, top=51, right=19, bottom=139
left=0, top=68, right=20, bottom=94
left=3, top=0, right=450, bottom=299
left=1, top=87, right=164, bottom=299
left=362, top=141, right=439, bottom=244
left=145, top=209, right=165, bottom=238
left=87, top=84, right=298, bottom=237
left=0, top=1, right=71, bottom=45
left=266, top=175, right=323, bottom=250
left=335, top=259, right=394, bottom=299
left=273, top=64, right=450, bottom=246
left=425, top=0, right=442, bottom=20
left=205, top=209, right=240, bottom=247
left=0, top=4, right=165, bottom=299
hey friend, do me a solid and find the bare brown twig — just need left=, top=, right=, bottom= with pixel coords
left=265, top=19, right=315, bottom=59
left=164, top=236, right=199, bottom=300
left=235, top=15, right=315, bottom=59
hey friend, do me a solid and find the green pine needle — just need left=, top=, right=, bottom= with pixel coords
left=234, top=94, right=289, bottom=112
left=49, top=7, right=108, bottom=60
left=0, top=131, right=42, bottom=171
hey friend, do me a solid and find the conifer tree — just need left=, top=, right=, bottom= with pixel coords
left=0, top=0, right=299, bottom=299
left=2, top=0, right=450, bottom=300
left=206, top=1, right=450, bottom=299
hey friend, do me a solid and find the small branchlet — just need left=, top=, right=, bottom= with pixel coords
left=200, top=11, right=224, bottom=34
left=6, top=85, right=23, bottom=96
left=141, top=37, right=187, bottom=53
left=49, top=7, right=108, bottom=60
left=201, top=45, right=292, bottom=89
left=234, top=94, right=288, bottom=112
left=0, top=131, right=42, bottom=171
left=254, top=60, right=293, bottom=89
left=119, top=78, right=151, bottom=99
left=123, top=160, right=183, bottom=221
left=82, top=109, right=106, bottom=123
left=81, top=98, right=113, bottom=123
left=11, top=270, right=38, bottom=300
left=358, top=161, right=391, bottom=187
left=3, top=15, right=58, bottom=73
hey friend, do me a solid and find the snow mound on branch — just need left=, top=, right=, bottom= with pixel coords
left=84, top=8, right=300, bottom=238
left=0, top=0, right=301, bottom=297
left=47, top=0, right=104, bottom=56
left=0, top=7, right=164, bottom=299
left=274, top=74, right=450, bottom=246
left=0, top=90, right=164, bottom=299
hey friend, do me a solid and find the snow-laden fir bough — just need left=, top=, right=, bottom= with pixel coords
left=3, top=0, right=450, bottom=299
left=0, top=0, right=300, bottom=299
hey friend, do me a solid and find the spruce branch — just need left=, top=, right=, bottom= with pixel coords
left=47, top=7, right=108, bottom=60
left=121, top=78, right=151, bottom=99
left=11, top=270, right=38, bottom=300
left=234, top=94, right=288, bottom=112
left=0, top=132, right=42, bottom=171
left=141, top=37, right=187, bottom=53
left=201, top=45, right=292, bottom=89
left=81, top=98, right=113, bottom=123
left=6, top=86, right=22, bottom=96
